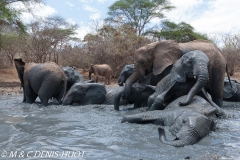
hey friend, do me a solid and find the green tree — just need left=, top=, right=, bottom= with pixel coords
left=0, top=0, right=42, bottom=32
left=145, top=20, right=210, bottom=42
left=106, top=0, right=175, bottom=36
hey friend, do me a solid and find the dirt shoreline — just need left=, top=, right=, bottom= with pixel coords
left=1, top=67, right=240, bottom=96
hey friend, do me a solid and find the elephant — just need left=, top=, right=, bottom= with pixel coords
left=118, top=64, right=134, bottom=86
left=223, top=77, right=240, bottom=102
left=61, top=66, right=85, bottom=92
left=14, top=58, right=67, bottom=106
left=117, top=64, right=167, bottom=86
left=114, top=82, right=155, bottom=110
left=148, top=50, right=225, bottom=113
left=89, top=64, right=113, bottom=85
left=122, top=95, right=218, bottom=147
left=62, top=82, right=154, bottom=107
left=124, top=40, right=228, bottom=108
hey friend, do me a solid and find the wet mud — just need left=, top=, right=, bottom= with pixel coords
left=0, top=94, right=240, bottom=160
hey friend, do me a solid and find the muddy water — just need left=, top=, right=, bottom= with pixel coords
left=0, top=95, right=240, bottom=160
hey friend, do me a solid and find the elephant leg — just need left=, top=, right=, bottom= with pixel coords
left=38, top=81, right=59, bottom=106
left=108, top=76, right=111, bottom=85
left=56, top=87, right=66, bottom=104
left=94, top=75, right=98, bottom=83
left=25, top=84, right=37, bottom=103
left=210, top=68, right=224, bottom=108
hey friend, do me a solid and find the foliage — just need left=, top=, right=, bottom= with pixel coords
left=0, top=0, right=43, bottom=32
left=82, top=23, right=151, bottom=76
left=19, top=16, right=78, bottom=63
left=220, top=33, right=240, bottom=76
left=144, top=20, right=210, bottom=42
left=106, top=0, right=174, bottom=36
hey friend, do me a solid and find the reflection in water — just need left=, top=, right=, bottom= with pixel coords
left=0, top=95, right=240, bottom=160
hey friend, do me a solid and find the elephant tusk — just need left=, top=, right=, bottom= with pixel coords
left=194, top=76, right=196, bottom=79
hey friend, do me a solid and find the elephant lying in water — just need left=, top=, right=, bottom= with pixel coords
left=62, top=82, right=155, bottom=107
left=223, top=77, right=240, bottom=102
left=122, top=95, right=218, bottom=147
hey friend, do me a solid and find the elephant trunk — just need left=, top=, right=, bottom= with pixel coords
left=118, top=77, right=124, bottom=86
left=124, top=71, right=141, bottom=99
left=158, top=127, right=200, bottom=147
left=114, top=89, right=124, bottom=110
left=180, top=61, right=209, bottom=106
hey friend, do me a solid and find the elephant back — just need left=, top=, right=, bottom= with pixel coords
left=179, top=40, right=226, bottom=68
left=165, top=95, right=217, bottom=118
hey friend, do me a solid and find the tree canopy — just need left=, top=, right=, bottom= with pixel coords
left=0, top=0, right=42, bottom=32
left=106, top=0, right=175, bottom=36
left=145, top=20, right=210, bottom=42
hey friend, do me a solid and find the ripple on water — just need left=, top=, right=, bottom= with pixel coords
left=0, top=95, right=240, bottom=159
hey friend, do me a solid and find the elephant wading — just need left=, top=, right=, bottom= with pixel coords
left=89, top=64, right=112, bottom=85
left=14, top=58, right=67, bottom=106
left=122, top=95, right=217, bottom=147
left=62, top=82, right=154, bottom=107
left=118, top=64, right=134, bottom=86
left=125, top=40, right=228, bottom=108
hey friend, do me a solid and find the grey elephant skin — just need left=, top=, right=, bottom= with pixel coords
left=14, top=58, right=67, bottom=106
left=89, top=64, right=112, bottom=85
left=118, top=64, right=171, bottom=86
left=61, top=66, right=85, bottom=92
left=62, top=82, right=154, bottom=107
left=122, top=95, right=217, bottom=147
left=148, top=50, right=215, bottom=110
left=223, top=77, right=240, bottom=101
left=114, top=82, right=155, bottom=110
left=118, top=64, right=134, bottom=86
left=124, top=40, right=228, bottom=108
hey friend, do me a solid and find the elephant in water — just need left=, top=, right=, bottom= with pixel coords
left=148, top=50, right=226, bottom=115
left=14, top=58, right=66, bottom=106
left=61, top=66, right=85, bottom=92
left=223, top=77, right=240, bottom=102
left=61, top=66, right=93, bottom=92
left=122, top=95, right=218, bottom=147
left=117, top=64, right=169, bottom=86
left=124, top=40, right=229, bottom=108
left=118, top=64, right=134, bottom=86
left=89, top=64, right=112, bottom=85
left=62, top=82, right=154, bottom=108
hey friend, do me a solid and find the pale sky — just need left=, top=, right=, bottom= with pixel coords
left=14, top=0, right=240, bottom=40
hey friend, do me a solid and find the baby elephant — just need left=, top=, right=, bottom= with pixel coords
left=14, top=58, right=66, bottom=106
left=61, top=66, right=85, bottom=92
left=62, top=82, right=154, bottom=108
left=122, top=95, right=217, bottom=147
left=89, top=64, right=112, bottom=85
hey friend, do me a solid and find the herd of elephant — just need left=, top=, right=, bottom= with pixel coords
left=13, top=40, right=240, bottom=147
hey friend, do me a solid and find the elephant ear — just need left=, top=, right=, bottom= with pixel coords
left=223, top=78, right=237, bottom=98
left=170, top=59, right=186, bottom=83
left=84, top=83, right=107, bottom=104
left=14, top=58, right=25, bottom=86
left=153, top=40, right=182, bottom=75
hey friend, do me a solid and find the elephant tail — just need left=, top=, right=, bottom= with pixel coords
left=226, top=64, right=233, bottom=93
